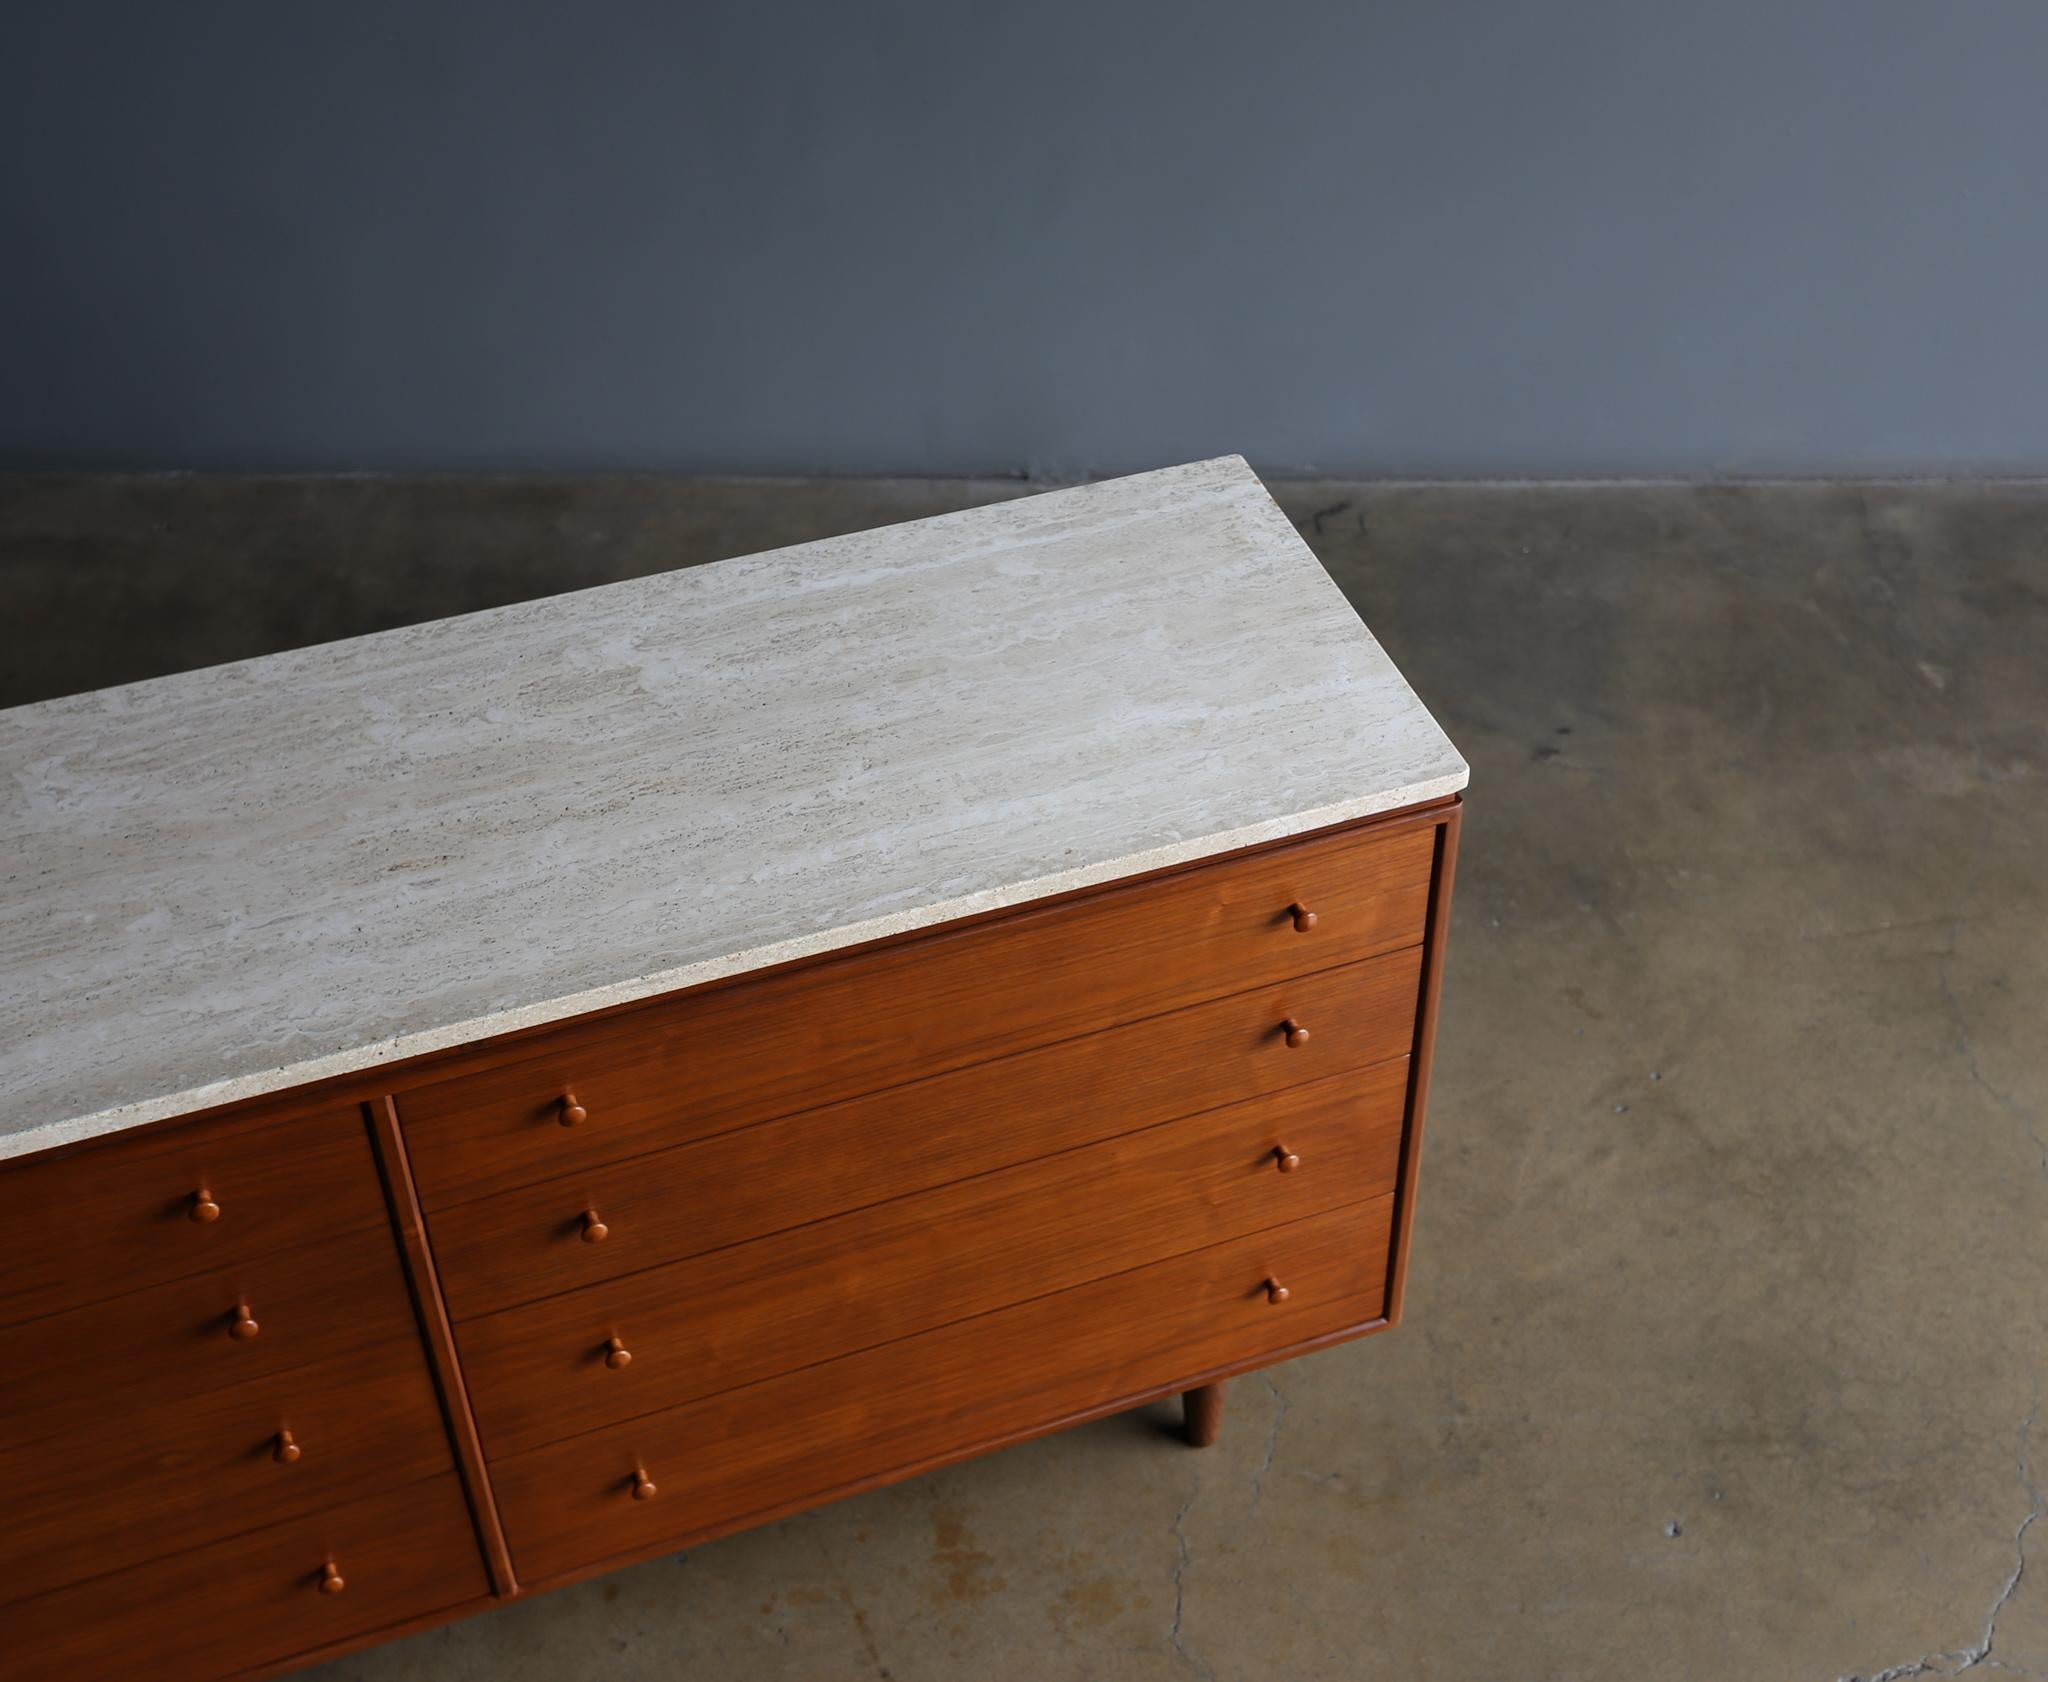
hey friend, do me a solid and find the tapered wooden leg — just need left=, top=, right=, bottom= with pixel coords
left=1182, top=1381, right=1226, bottom=1447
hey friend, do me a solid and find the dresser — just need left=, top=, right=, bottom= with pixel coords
left=0, top=457, right=1467, bottom=1680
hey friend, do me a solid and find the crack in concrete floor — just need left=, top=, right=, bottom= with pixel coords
left=1840, top=1396, right=2045, bottom=1682
left=1248, top=1374, right=1291, bottom=1521
left=1166, top=1374, right=1294, bottom=1676
left=1167, top=1469, right=1213, bottom=1681
left=1839, top=919, right=2048, bottom=1681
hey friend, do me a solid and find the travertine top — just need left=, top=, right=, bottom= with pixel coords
left=0, top=457, right=1466, bottom=1159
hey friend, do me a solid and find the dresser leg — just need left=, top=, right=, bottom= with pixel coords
left=1182, top=1381, right=1226, bottom=1447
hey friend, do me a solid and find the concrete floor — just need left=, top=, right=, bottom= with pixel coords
left=4, top=475, right=2045, bottom=1681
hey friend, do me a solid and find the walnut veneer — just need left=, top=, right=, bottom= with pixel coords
left=0, top=801, right=1460, bottom=1680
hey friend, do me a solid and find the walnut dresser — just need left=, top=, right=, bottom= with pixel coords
left=0, top=456, right=1467, bottom=1681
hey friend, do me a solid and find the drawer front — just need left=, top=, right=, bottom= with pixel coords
left=400, top=818, right=1435, bottom=1208
left=430, top=948, right=1424, bottom=1321
left=460, top=1063, right=1408, bottom=1459
left=3, top=1473, right=488, bottom=1682
left=494, top=1194, right=1395, bottom=1584
left=0, top=1101, right=387, bottom=1329
left=0, top=1221, right=421, bottom=1449
left=0, top=1335, right=451, bottom=1608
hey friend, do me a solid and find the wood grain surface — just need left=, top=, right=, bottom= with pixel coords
left=490, top=1195, right=1395, bottom=1582
left=0, top=1336, right=450, bottom=1607
left=0, top=1101, right=385, bottom=1329
left=1182, top=1381, right=1228, bottom=1447
left=428, top=948, right=1423, bottom=1320
left=2, top=1474, right=489, bottom=1682
left=1386, top=801, right=1462, bottom=1326
left=398, top=821, right=1433, bottom=1207
left=0, top=1220, right=421, bottom=1448
left=0, top=800, right=1460, bottom=1682
left=363, top=1097, right=520, bottom=1598
left=458, top=1065, right=1409, bottom=1459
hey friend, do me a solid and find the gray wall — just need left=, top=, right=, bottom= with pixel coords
left=5, top=3, right=2047, bottom=479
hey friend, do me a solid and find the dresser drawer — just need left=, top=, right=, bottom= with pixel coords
left=0, top=1335, right=451, bottom=1607
left=399, top=818, right=1435, bottom=1208
left=3, top=1472, right=489, bottom=1682
left=492, top=1194, right=1394, bottom=1583
left=0, top=1221, right=421, bottom=1448
left=0, top=1101, right=387, bottom=1329
left=459, top=1063, right=1407, bottom=1460
left=429, top=948, right=1424, bottom=1321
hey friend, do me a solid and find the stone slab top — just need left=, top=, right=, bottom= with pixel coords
left=0, top=456, right=1467, bottom=1160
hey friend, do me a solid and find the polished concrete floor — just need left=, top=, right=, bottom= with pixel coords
left=5, top=475, right=2045, bottom=1681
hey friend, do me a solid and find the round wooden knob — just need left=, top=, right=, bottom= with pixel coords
left=605, top=1335, right=632, bottom=1370
left=559, top=1092, right=588, bottom=1127
left=230, top=1302, right=260, bottom=1341
left=1273, top=1145, right=1301, bottom=1173
left=274, top=1429, right=301, bottom=1464
left=190, top=1188, right=222, bottom=1223
left=1289, top=903, right=1318, bottom=933
left=632, top=1468, right=657, bottom=1501
left=319, top=1561, right=345, bottom=1595
left=581, top=1209, right=609, bottom=1244
left=1281, top=1018, right=1310, bottom=1048
left=1264, top=1277, right=1290, bottom=1305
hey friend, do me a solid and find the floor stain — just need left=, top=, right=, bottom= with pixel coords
left=930, top=1508, right=1006, bottom=1602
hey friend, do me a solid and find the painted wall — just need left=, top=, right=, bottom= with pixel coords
left=5, top=3, right=2045, bottom=476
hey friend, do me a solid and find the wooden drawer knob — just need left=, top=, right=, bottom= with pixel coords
left=1272, top=1145, right=1301, bottom=1173
left=1281, top=1018, right=1310, bottom=1048
left=1289, top=903, right=1317, bottom=932
left=632, top=1468, right=657, bottom=1501
left=581, top=1209, right=609, bottom=1243
left=274, top=1429, right=301, bottom=1464
left=1264, top=1277, right=1290, bottom=1305
left=190, top=1188, right=222, bottom=1223
left=559, top=1092, right=588, bottom=1127
left=230, top=1302, right=261, bottom=1341
left=605, top=1335, right=632, bottom=1370
left=319, top=1561, right=345, bottom=1595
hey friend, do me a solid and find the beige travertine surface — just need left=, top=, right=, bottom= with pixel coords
left=0, top=456, right=1465, bottom=1157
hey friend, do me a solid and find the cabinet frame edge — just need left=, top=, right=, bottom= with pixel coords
left=1382, top=795, right=1462, bottom=1328
left=363, top=1096, right=520, bottom=1599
